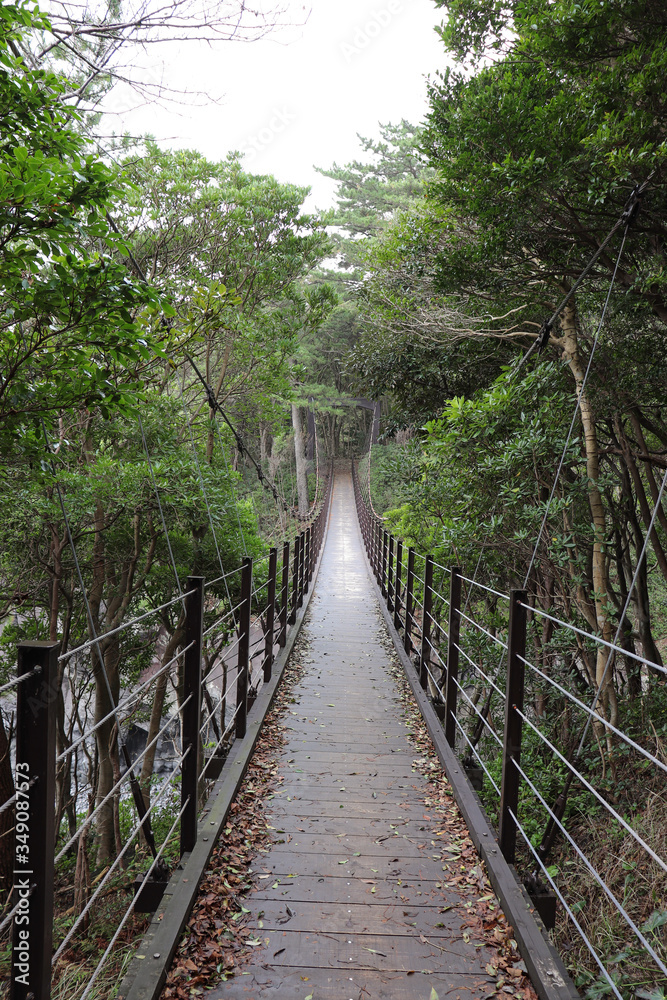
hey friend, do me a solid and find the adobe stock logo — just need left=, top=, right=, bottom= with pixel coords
left=240, top=108, right=297, bottom=164
left=340, top=1, right=404, bottom=64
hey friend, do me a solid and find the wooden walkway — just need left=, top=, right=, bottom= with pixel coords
left=206, top=474, right=501, bottom=999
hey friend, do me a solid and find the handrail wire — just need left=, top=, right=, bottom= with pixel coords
left=512, top=812, right=624, bottom=1000
left=78, top=799, right=188, bottom=1000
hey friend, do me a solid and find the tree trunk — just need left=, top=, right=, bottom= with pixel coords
left=560, top=300, right=618, bottom=730
left=139, top=625, right=184, bottom=804
left=614, top=416, right=667, bottom=583
left=292, top=403, right=308, bottom=516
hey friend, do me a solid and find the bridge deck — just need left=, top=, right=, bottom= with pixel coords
left=206, top=475, right=518, bottom=999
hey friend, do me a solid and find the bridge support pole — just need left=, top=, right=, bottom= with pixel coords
left=289, top=535, right=300, bottom=625
left=394, top=540, right=403, bottom=633
left=499, top=589, right=527, bottom=864
left=404, top=547, right=415, bottom=656
left=182, top=576, right=204, bottom=855
left=387, top=534, right=394, bottom=613
left=444, top=567, right=462, bottom=748
left=279, top=541, right=290, bottom=646
left=264, top=548, right=277, bottom=682
left=235, top=559, right=253, bottom=741
left=419, top=556, right=434, bottom=690
left=12, top=641, right=59, bottom=1000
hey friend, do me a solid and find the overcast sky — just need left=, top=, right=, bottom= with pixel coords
left=109, top=0, right=446, bottom=210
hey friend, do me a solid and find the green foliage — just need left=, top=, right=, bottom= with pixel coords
left=0, top=4, right=165, bottom=449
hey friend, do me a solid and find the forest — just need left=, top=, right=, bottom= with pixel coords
left=1, top=0, right=667, bottom=998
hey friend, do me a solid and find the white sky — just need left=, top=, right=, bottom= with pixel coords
left=108, top=0, right=446, bottom=211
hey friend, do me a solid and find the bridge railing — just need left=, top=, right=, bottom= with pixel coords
left=352, top=459, right=667, bottom=1000
left=1, top=464, right=333, bottom=1000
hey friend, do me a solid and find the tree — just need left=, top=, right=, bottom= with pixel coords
left=18, top=0, right=293, bottom=111
left=0, top=2, right=164, bottom=454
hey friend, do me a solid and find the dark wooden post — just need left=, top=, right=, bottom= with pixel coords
left=303, top=527, right=311, bottom=593
left=235, top=558, right=253, bottom=740
left=264, top=548, right=277, bottom=682
left=419, top=556, right=434, bottom=690
left=309, top=522, right=315, bottom=577
left=298, top=530, right=306, bottom=607
left=444, top=568, right=462, bottom=748
left=289, top=534, right=300, bottom=625
left=499, top=589, right=528, bottom=863
left=394, top=540, right=403, bottom=633
left=404, top=547, right=415, bottom=655
left=181, top=576, right=204, bottom=855
left=12, top=641, right=59, bottom=1000
left=387, top=535, right=395, bottom=612
left=375, top=522, right=382, bottom=582
left=278, top=541, right=290, bottom=646
left=381, top=530, right=388, bottom=597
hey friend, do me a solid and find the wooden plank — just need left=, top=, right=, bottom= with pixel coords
left=255, top=833, right=438, bottom=859
left=207, top=966, right=493, bottom=999
left=255, top=851, right=459, bottom=880
left=239, top=874, right=447, bottom=906
left=224, top=929, right=491, bottom=974
left=237, top=899, right=472, bottom=938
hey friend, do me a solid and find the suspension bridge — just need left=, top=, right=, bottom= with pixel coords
left=4, top=449, right=667, bottom=1000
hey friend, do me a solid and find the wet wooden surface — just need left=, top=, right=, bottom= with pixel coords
left=206, top=474, right=497, bottom=1000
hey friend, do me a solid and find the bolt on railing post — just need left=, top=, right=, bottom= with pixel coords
left=394, top=540, right=403, bottom=633
left=420, top=555, right=434, bottom=690
left=235, top=558, right=253, bottom=741
left=278, top=540, right=290, bottom=646
left=381, top=530, right=388, bottom=597
left=12, top=640, right=59, bottom=1000
left=289, top=534, right=300, bottom=624
left=264, top=548, right=278, bottom=682
left=444, top=567, right=462, bottom=748
left=298, top=530, right=306, bottom=607
left=181, top=576, right=204, bottom=855
left=499, top=589, right=527, bottom=864
left=387, top=534, right=395, bottom=613
left=404, top=547, right=415, bottom=656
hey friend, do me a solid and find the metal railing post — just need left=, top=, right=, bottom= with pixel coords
left=12, top=640, right=59, bottom=1000
left=499, top=589, right=527, bottom=863
left=264, top=548, right=277, bottom=682
left=279, top=540, right=290, bottom=645
left=394, top=539, right=403, bottom=633
left=181, top=576, right=204, bottom=855
left=290, top=534, right=300, bottom=624
left=235, top=558, right=253, bottom=740
left=444, top=567, right=462, bottom=748
left=419, top=555, right=434, bottom=690
left=381, top=530, right=388, bottom=597
left=375, top=522, right=382, bottom=581
left=387, top=534, right=394, bottom=612
left=404, top=547, right=415, bottom=655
